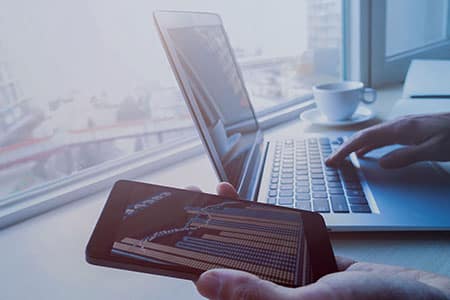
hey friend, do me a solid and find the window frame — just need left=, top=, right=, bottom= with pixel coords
left=342, top=0, right=371, bottom=84
left=345, top=0, right=450, bottom=87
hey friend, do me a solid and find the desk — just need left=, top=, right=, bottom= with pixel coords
left=1, top=84, right=450, bottom=299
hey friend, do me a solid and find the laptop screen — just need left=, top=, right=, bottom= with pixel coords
left=168, top=25, right=260, bottom=187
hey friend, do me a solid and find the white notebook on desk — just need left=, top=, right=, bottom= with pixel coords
left=392, top=59, right=450, bottom=117
left=403, top=59, right=450, bottom=99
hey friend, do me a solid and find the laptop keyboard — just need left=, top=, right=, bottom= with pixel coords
left=267, top=137, right=371, bottom=214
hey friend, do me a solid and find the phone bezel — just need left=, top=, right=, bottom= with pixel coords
left=85, top=180, right=337, bottom=286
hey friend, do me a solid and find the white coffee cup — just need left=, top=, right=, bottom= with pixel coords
left=312, top=81, right=377, bottom=121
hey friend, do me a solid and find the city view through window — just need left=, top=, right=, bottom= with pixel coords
left=0, top=0, right=341, bottom=201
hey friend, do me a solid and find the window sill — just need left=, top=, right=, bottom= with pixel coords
left=258, top=97, right=315, bottom=129
left=0, top=98, right=315, bottom=229
left=0, top=137, right=203, bottom=229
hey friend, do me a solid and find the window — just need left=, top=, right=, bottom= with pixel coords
left=346, top=0, right=450, bottom=87
left=0, top=1, right=342, bottom=219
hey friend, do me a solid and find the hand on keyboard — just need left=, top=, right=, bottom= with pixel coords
left=326, top=113, right=450, bottom=169
left=267, top=138, right=370, bottom=214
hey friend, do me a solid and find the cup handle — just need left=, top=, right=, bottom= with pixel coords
left=362, top=88, right=377, bottom=104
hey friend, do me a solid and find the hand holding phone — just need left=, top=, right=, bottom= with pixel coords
left=86, top=180, right=337, bottom=287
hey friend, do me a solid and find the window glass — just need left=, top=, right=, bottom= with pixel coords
left=0, top=0, right=341, bottom=201
left=386, top=0, right=449, bottom=57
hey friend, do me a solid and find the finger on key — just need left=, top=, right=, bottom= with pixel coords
left=326, top=123, right=396, bottom=167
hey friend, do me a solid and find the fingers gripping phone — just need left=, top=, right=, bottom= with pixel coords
left=86, top=180, right=337, bottom=287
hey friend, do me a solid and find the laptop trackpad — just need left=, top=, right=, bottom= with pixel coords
left=358, top=145, right=450, bottom=222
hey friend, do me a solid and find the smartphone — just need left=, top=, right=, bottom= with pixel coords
left=86, top=180, right=337, bottom=287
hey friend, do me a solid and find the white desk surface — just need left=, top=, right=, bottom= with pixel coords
left=1, top=84, right=450, bottom=299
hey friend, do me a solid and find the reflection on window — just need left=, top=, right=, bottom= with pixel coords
left=0, top=0, right=341, bottom=201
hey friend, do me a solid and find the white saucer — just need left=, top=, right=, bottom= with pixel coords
left=300, top=106, right=375, bottom=126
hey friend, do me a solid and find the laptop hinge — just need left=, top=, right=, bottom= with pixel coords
left=238, top=136, right=269, bottom=201
left=250, top=141, right=270, bottom=201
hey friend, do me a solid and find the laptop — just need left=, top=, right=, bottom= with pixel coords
left=154, top=10, right=450, bottom=231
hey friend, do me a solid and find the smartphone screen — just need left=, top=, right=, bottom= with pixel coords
left=109, top=183, right=314, bottom=287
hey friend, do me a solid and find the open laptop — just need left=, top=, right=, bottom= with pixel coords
left=154, top=10, right=450, bottom=231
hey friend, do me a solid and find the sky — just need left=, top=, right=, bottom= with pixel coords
left=0, top=0, right=308, bottom=105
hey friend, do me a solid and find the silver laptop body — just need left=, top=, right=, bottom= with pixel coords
left=154, top=10, right=450, bottom=231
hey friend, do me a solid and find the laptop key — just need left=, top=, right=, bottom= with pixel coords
left=269, top=184, right=278, bottom=190
left=329, top=188, right=344, bottom=195
left=327, top=182, right=343, bottom=188
left=267, top=197, right=277, bottom=204
left=295, top=193, right=311, bottom=201
left=310, top=163, right=322, bottom=168
left=351, top=205, right=371, bottom=213
left=271, top=178, right=279, bottom=184
left=330, top=195, right=346, bottom=202
left=296, top=180, right=309, bottom=186
left=311, top=179, right=325, bottom=185
left=326, top=176, right=340, bottom=182
left=346, top=190, right=365, bottom=197
left=348, top=196, right=368, bottom=204
left=279, top=190, right=293, bottom=197
left=281, top=178, right=293, bottom=184
left=331, top=197, right=349, bottom=213
left=312, top=185, right=326, bottom=191
left=312, top=192, right=328, bottom=198
left=311, top=174, right=324, bottom=179
left=280, top=184, right=293, bottom=190
left=313, top=200, right=330, bottom=212
left=268, top=190, right=277, bottom=197
left=295, top=201, right=312, bottom=211
left=296, top=187, right=310, bottom=193
left=278, top=197, right=294, bottom=205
